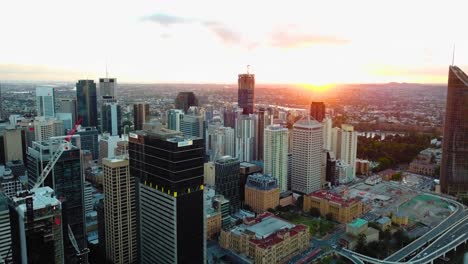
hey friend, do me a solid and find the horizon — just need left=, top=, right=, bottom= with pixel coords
left=1, top=0, right=468, bottom=84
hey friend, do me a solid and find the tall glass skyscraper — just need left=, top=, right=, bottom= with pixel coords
left=440, top=65, right=468, bottom=195
left=129, top=129, right=205, bottom=263
left=36, top=86, right=55, bottom=118
left=76, top=80, right=98, bottom=127
left=175, top=92, right=198, bottom=113
left=238, top=73, right=255, bottom=115
left=133, top=103, right=149, bottom=131
left=214, top=156, right=240, bottom=213
left=101, top=102, right=122, bottom=136
left=310, top=102, right=325, bottom=122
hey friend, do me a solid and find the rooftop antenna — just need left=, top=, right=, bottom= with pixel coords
left=452, top=44, right=456, bottom=66
left=247, top=65, right=250, bottom=74
left=105, top=61, right=108, bottom=78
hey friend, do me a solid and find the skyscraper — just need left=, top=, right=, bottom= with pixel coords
left=310, top=102, right=325, bottom=122
left=36, top=86, right=55, bottom=118
left=33, top=117, right=64, bottom=141
left=76, top=80, right=98, bottom=127
left=440, top=65, right=468, bottom=195
left=76, top=126, right=99, bottom=160
left=207, top=126, right=235, bottom=161
left=257, top=108, right=266, bottom=161
left=99, top=78, right=116, bottom=99
left=180, top=114, right=204, bottom=138
left=214, top=156, right=241, bottom=213
left=133, top=103, right=149, bottom=131
left=223, top=107, right=236, bottom=129
left=59, top=99, right=77, bottom=126
left=264, top=125, right=289, bottom=192
left=9, top=187, right=64, bottom=264
left=291, top=119, right=323, bottom=194
left=0, top=192, right=12, bottom=263
left=129, top=129, right=205, bottom=263
left=235, top=114, right=258, bottom=162
left=238, top=73, right=255, bottom=115
left=167, top=109, right=184, bottom=131
left=27, top=140, right=86, bottom=263
left=175, top=92, right=199, bottom=113
left=103, top=158, right=137, bottom=264
left=101, top=102, right=122, bottom=136
left=322, top=117, right=332, bottom=150
left=331, top=124, right=358, bottom=178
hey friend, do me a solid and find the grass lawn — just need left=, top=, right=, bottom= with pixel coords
left=279, top=213, right=335, bottom=237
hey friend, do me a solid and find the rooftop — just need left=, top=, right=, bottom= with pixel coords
left=348, top=218, right=368, bottom=229
left=308, top=190, right=360, bottom=207
left=376, top=217, right=391, bottom=225
left=293, top=118, right=322, bottom=129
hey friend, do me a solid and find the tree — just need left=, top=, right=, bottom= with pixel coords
left=355, top=233, right=367, bottom=253
left=325, top=212, right=333, bottom=221
left=295, top=195, right=304, bottom=209
left=309, top=207, right=321, bottom=217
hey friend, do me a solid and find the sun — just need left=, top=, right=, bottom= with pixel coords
left=299, top=83, right=335, bottom=93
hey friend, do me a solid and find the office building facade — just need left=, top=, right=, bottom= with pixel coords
left=103, top=158, right=137, bottom=264
left=36, top=86, right=55, bottom=118
left=235, top=114, right=258, bottom=162
left=167, top=109, right=184, bottom=131
left=440, top=65, right=468, bottom=195
left=291, top=119, right=323, bottom=194
left=101, top=102, right=122, bottom=136
left=180, top=114, right=203, bottom=138
left=59, top=99, right=77, bottom=126
left=332, top=124, right=357, bottom=178
left=76, top=80, right=98, bottom=127
left=133, top=103, right=149, bottom=131
left=263, top=125, right=289, bottom=192
left=244, top=174, right=280, bottom=214
left=238, top=74, right=255, bottom=115
left=175, top=92, right=198, bottom=113
left=129, top=129, right=205, bottom=263
left=214, top=156, right=240, bottom=213
left=310, top=102, right=325, bottom=122
left=33, top=117, right=64, bottom=142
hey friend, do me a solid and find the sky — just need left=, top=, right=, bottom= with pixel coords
left=1, top=0, right=468, bottom=84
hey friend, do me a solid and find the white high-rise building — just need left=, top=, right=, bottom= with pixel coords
left=263, top=125, right=289, bottom=192
left=322, top=117, right=332, bottom=150
left=84, top=181, right=94, bottom=214
left=167, top=109, right=184, bottom=131
left=33, top=117, right=64, bottom=141
left=331, top=124, right=358, bottom=177
left=180, top=114, right=204, bottom=138
left=235, top=114, right=258, bottom=162
left=99, top=78, right=116, bottom=99
left=36, top=86, right=55, bottom=118
left=207, top=126, right=235, bottom=161
left=291, top=119, right=323, bottom=194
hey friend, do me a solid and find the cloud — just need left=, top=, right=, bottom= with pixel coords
left=202, top=21, right=241, bottom=44
left=271, top=28, right=349, bottom=48
left=142, top=13, right=242, bottom=44
left=141, top=13, right=192, bottom=26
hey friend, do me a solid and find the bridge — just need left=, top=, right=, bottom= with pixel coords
left=337, top=191, right=467, bottom=264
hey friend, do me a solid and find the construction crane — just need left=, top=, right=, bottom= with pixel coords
left=68, top=224, right=90, bottom=263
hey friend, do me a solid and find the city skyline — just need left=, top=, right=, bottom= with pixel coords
left=1, top=0, right=468, bottom=85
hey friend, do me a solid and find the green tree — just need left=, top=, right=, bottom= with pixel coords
left=355, top=233, right=367, bottom=253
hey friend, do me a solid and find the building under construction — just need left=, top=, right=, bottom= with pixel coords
left=26, top=139, right=87, bottom=264
left=9, top=187, right=64, bottom=263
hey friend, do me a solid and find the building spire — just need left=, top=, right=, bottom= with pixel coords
left=106, top=61, right=108, bottom=78
left=452, top=43, right=456, bottom=66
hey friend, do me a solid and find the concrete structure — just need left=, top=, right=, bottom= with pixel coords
left=303, top=190, right=363, bottom=223
left=235, top=114, right=258, bottom=162
left=214, top=156, right=240, bottom=213
left=408, top=148, right=441, bottom=177
left=76, top=79, right=98, bottom=127
left=263, top=125, right=289, bottom=192
left=58, top=99, right=77, bottom=126
left=102, top=158, right=137, bottom=264
left=133, top=103, right=149, bottom=131
left=2, top=127, right=25, bottom=162
left=129, top=128, right=205, bottom=263
left=0, top=192, right=12, bottom=263
left=101, top=102, right=122, bottom=136
left=392, top=212, right=409, bottom=226
left=220, top=212, right=309, bottom=264
left=56, top=113, right=73, bottom=132
left=10, top=187, right=64, bottom=264
left=355, top=159, right=371, bottom=176
left=441, top=65, right=468, bottom=195
left=206, top=126, right=235, bottom=161
left=167, top=109, right=184, bottom=131
left=175, top=92, right=198, bottom=113
left=0, top=166, right=22, bottom=198
left=98, top=134, right=120, bottom=164
left=291, top=119, right=323, bottom=194
left=332, top=124, right=358, bottom=178
left=239, top=162, right=262, bottom=203
left=244, top=173, right=279, bottom=214
left=212, top=194, right=232, bottom=229
left=180, top=114, right=203, bottom=138
left=346, top=218, right=368, bottom=236
left=99, top=78, right=116, bottom=99
left=310, top=102, right=325, bottom=122
left=336, top=159, right=354, bottom=184
left=238, top=73, right=255, bottom=115
left=204, top=162, right=215, bottom=186
left=322, top=117, right=332, bottom=150
left=376, top=217, right=391, bottom=230
left=76, top=126, right=99, bottom=160
left=36, top=86, right=55, bottom=118
left=33, top=117, right=64, bottom=142
left=84, top=181, right=93, bottom=214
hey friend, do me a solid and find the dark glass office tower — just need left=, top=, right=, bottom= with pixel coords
left=440, top=66, right=468, bottom=195
left=238, top=74, right=255, bottom=115
left=129, top=129, right=205, bottom=264
left=175, top=92, right=199, bottom=113
left=76, top=80, right=97, bottom=127
left=27, top=141, right=86, bottom=264
left=257, top=108, right=266, bottom=161
left=223, top=108, right=236, bottom=129
left=76, top=127, right=99, bottom=160
left=133, top=104, right=149, bottom=131
left=310, top=102, right=325, bottom=122
left=214, top=156, right=240, bottom=213
left=101, top=102, right=122, bottom=136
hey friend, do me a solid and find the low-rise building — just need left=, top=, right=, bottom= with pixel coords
left=303, top=190, right=363, bottom=223
left=346, top=218, right=368, bottom=236
left=244, top=173, right=279, bottom=213
left=220, top=212, right=309, bottom=264
left=355, top=159, right=371, bottom=176
left=392, top=212, right=409, bottom=226
left=376, top=216, right=391, bottom=230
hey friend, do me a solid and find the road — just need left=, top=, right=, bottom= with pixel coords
left=410, top=212, right=468, bottom=262
left=384, top=194, right=466, bottom=262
